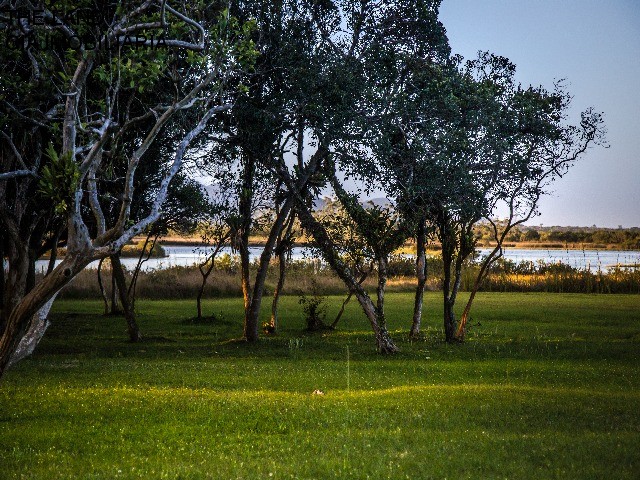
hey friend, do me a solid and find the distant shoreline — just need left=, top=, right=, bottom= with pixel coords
left=156, top=236, right=640, bottom=252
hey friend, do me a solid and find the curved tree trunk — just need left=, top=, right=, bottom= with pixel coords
left=442, top=242, right=456, bottom=343
left=410, top=219, right=427, bottom=339
left=245, top=198, right=293, bottom=340
left=0, top=252, right=93, bottom=376
left=110, top=253, right=142, bottom=342
left=296, top=203, right=398, bottom=353
left=197, top=243, right=223, bottom=320
left=269, top=249, right=287, bottom=333
left=8, top=291, right=59, bottom=367
left=331, top=268, right=370, bottom=329
left=456, top=245, right=502, bottom=341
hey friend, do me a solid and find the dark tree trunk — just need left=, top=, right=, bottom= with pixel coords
left=26, top=249, right=36, bottom=295
left=330, top=268, right=372, bottom=329
left=46, top=227, right=63, bottom=276
left=375, top=255, right=389, bottom=335
left=269, top=249, right=287, bottom=333
left=331, top=263, right=372, bottom=329
left=110, top=254, right=142, bottom=342
left=110, top=269, right=121, bottom=314
left=197, top=244, right=223, bottom=320
left=0, top=232, right=5, bottom=313
left=237, top=154, right=255, bottom=340
left=0, top=252, right=92, bottom=377
left=295, top=204, right=398, bottom=353
left=410, top=219, right=427, bottom=339
left=442, top=240, right=457, bottom=343
left=245, top=198, right=293, bottom=339
left=97, top=258, right=109, bottom=315
left=1, top=243, right=29, bottom=336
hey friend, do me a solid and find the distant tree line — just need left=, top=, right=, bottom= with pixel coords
left=474, top=224, right=640, bottom=248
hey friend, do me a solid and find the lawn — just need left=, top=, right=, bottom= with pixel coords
left=1, top=292, right=639, bottom=479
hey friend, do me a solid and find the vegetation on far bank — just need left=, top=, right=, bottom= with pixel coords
left=159, top=223, right=640, bottom=251
left=56, top=254, right=640, bottom=303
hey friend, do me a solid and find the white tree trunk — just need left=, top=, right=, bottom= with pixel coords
left=8, top=292, right=58, bottom=367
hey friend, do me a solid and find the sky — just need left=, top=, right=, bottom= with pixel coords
left=438, top=0, right=640, bottom=227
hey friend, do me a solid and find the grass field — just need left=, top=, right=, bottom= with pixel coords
left=1, top=292, right=639, bottom=479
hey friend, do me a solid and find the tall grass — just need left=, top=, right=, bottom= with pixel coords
left=54, top=254, right=640, bottom=301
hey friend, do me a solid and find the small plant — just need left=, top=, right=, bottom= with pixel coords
left=298, top=280, right=327, bottom=331
left=288, top=337, right=304, bottom=359
left=262, top=321, right=276, bottom=335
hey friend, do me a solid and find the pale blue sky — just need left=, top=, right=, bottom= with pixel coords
left=439, top=0, right=640, bottom=227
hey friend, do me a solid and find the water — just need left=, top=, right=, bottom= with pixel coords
left=475, top=248, right=640, bottom=273
left=32, top=244, right=640, bottom=274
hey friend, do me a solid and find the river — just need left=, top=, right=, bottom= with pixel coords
left=31, top=245, right=640, bottom=274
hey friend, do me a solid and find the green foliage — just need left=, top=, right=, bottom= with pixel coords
left=37, top=144, right=80, bottom=214
left=298, top=281, right=328, bottom=331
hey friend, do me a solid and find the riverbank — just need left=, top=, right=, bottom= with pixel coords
left=55, top=253, right=640, bottom=300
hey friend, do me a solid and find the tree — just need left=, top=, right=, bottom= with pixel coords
left=313, top=197, right=374, bottom=329
left=454, top=82, right=606, bottom=340
left=0, top=2, right=256, bottom=376
left=195, top=192, right=233, bottom=321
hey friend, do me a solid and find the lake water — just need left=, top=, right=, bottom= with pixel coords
left=32, top=245, right=640, bottom=274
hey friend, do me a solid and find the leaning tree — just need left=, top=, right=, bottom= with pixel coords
left=0, top=1, right=256, bottom=377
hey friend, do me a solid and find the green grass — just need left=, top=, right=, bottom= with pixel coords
left=1, top=292, right=639, bottom=479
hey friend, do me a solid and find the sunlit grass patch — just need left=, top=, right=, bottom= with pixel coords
left=1, top=293, right=639, bottom=479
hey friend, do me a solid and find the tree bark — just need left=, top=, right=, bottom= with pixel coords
left=245, top=198, right=293, bottom=339
left=410, top=219, right=427, bottom=339
left=456, top=245, right=501, bottom=341
left=110, top=269, right=121, bottom=314
left=269, top=248, right=287, bottom=333
left=0, top=232, right=5, bottom=313
left=197, top=244, right=223, bottom=320
left=375, top=255, right=389, bottom=335
left=295, top=204, right=398, bottom=353
left=442, top=240, right=457, bottom=343
left=237, top=154, right=255, bottom=340
left=8, top=292, right=58, bottom=367
left=0, top=252, right=92, bottom=376
left=331, top=269, right=369, bottom=329
left=97, top=258, right=109, bottom=315
left=110, top=254, right=142, bottom=342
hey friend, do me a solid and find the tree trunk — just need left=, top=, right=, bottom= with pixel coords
left=0, top=253, right=92, bottom=377
left=110, top=254, right=142, bottom=342
left=295, top=204, right=398, bottom=353
left=442, top=241, right=456, bottom=343
left=1, top=243, right=30, bottom=336
left=97, top=258, right=109, bottom=315
left=197, top=244, right=222, bottom=320
left=410, top=219, right=427, bottom=339
left=245, top=198, right=293, bottom=339
left=46, top=227, right=63, bottom=276
left=375, top=255, right=389, bottom=334
left=456, top=246, right=502, bottom=341
left=269, top=249, right=287, bottom=333
left=110, top=269, right=121, bottom=314
left=331, top=291, right=352, bottom=329
left=332, top=263, right=372, bottom=329
left=0, top=232, right=5, bottom=314
left=238, top=154, right=255, bottom=340
left=8, top=292, right=59, bottom=367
